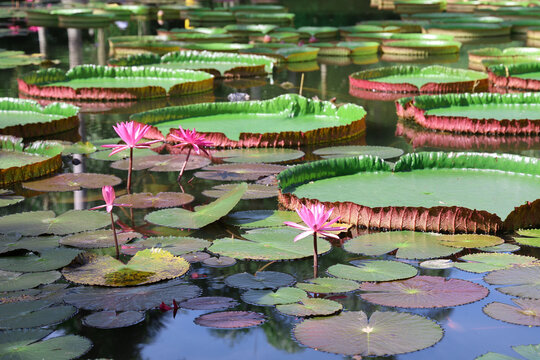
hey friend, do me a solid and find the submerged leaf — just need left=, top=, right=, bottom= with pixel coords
left=194, top=311, right=266, bottom=329
left=202, top=256, right=236, bottom=267
left=327, top=260, right=418, bottom=282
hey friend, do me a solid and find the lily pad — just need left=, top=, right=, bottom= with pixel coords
left=194, top=164, right=286, bottom=181
left=276, top=298, right=342, bottom=317
left=89, top=147, right=156, bottom=162
left=0, top=190, right=24, bottom=208
left=82, top=311, right=145, bottom=329
left=313, top=145, right=404, bottom=159
left=115, top=192, right=194, bottom=208
left=121, top=236, right=210, bottom=256
left=0, top=235, right=59, bottom=254
left=145, top=183, right=247, bottom=229
left=483, top=298, right=540, bottom=326
left=327, top=260, right=417, bottom=282
left=59, top=230, right=139, bottom=249
left=202, top=256, right=236, bottom=267
left=179, top=296, right=238, bottom=310
left=0, top=301, right=77, bottom=329
left=224, top=271, right=295, bottom=289
left=455, top=253, right=536, bottom=273
left=212, top=148, right=304, bottom=163
left=194, top=311, right=266, bottom=329
left=419, top=259, right=455, bottom=269
left=293, top=310, right=443, bottom=356
left=439, top=234, right=504, bottom=248
left=225, top=210, right=301, bottom=228
left=359, top=275, right=489, bottom=308
left=0, top=248, right=81, bottom=272
left=517, top=229, right=540, bottom=238
left=0, top=331, right=92, bottom=360
left=476, top=343, right=540, bottom=360
left=381, top=40, right=461, bottom=56
left=484, top=265, right=540, bottom=298
left=295, top=277, right=361, bottom=294
left=111, top=154, right=211, bottom=172
left=514, top=229, right=540, bottom=247
left=0, top=270, right=61, bottom=292
left=203, top=184, right=277, bottom=199
left=478, top=244, right=521, bottom=252
left=241, top=287, right=307, bottom=306
left=181, top=252, right=211, bottom=263
left=22, top=173, right=122, bottom=192
left=62, top=249, right=190, bottom=286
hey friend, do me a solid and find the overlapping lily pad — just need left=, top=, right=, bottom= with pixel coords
left=484, top=265, right=540, bottom=298
left=22, top=173, right=122, bottom=192
left=115, top=192, right=194, bottom=208
left=0, top=235, right=59, bottom=253
left=82, top=311, right=145, bottom=329
left=203, top=184, right=278, bottom=199
left=0, top=248, right=81, bottom=272
left=277, top=298, right=342, bottom=317
left=468, top=47, right=540, bottom=71
left=455, top=253, right=536, bottom=273
left=212, top=148, right=305, bottom=163
left=194, top=311, right=266, bottom=329
left=224, top=271, right=295, bottom=289
left=313, top=145, right=404, bottom=159
left=483, top=298, right=540, bottom=326
left=0, top=300, right=77, bottom=329
left=0, top=270, right=61, bottom=292
left=489, top=62, right=540, bottom=91
left=121, top=236, right=210, bottom=256
left=59, top=230, right=139, bottom=249
left=241, top=287, right=307, bottom=306
left=195, top=164, right=286, bottom=181
left=327, top=260, right=417, bottom=282
left=295, top=277, right=361, bottom=293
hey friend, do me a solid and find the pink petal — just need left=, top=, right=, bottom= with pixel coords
left=318, top=231, right=340, bottom=239
left=284, top=221, right=311, bottom=232
left=88, top=204, right=107, bottom=211
left=294, top=230, right=314, bottom=242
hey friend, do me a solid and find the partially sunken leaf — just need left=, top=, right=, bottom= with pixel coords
left=194, top=311, right=266, bottom=329
left=179, top=296, right=239, bottom=311
left=111, top=154, right=210, bottom=172
left=0, top=235, right=59, bottom=254
left=62, top=249, right=190, bottom=286
left=0, top=332, right=92, bottom=360
left=212, top=148, right=305, bottom=163
left=202, top=256, right=236, bottom=267
left=327, top=260, right=417, bottom=282
left=22, top=173, right=122, bottom=192
left=241, top=287, right=307, bottom=306
left=293, top=311, right=443, bottom=356
left=344, top=231, right=461, bottom=259
left=225, top=271, right=295, bottom=289
left=476, top=344, right=540, bottom=360
left=203, top=184, right=277, bottom=200
left=0, top=248, right=81, bottom=272
left=115, top=192, right=194, bottom=208
left=359, top=275, right=489, bottom=308
left=195, top=163, right=286, bottom=181
left=295, top=277, right=360, bottom=294
left=313, top=145, right=404, bottom=159
left=439, top=234, right=504, bottom=248
left=0, top=302, right=77, bottom=329
left=277, top=298, right=342, bottom=317
left=484, top=265, right=540, bottom=299
left=478, top=244, right=520, bottom=253
left=60, top=230, right=139, bottom=249
left=225, top=210, right=301, bottom=228
left=82, top=311, right=145, bottom=329
left=483, top=298, right=540, bottom=326
left=209, top=227, right=332, bottom=261
left=0, top=270, right=61, bottom=292
left=121, top=236, right=210, bottom=256
left=64, top=280, right=201, bottom=311
left=455, top=253, right=536, bottom=273
left=145, top=183, right=247, bottom=229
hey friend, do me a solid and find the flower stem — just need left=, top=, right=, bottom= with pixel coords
left=110, top=212, right=119, bottom=259
left=177, top=147, right=192, bottom=183
left=313, top=232, right=318, bottom=278
left=127, top=147, right=133, bottom=194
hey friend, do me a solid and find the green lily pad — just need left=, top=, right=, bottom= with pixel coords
left=484, top=265, right=540, bottom=299
left=179, top=296, right=238, bottom=310
left=476, top=344, right=540, bottom=360
left=313, top=145, right=404, bottom=159
left=145, top=183, right=247, bottom=229
left=115, top=192, right=194, bottom=208
left=62, top=249, right=190, bottom=286
left=0, top=210, right=112, bottom=236
left=241, top=287, right=307, bottom=306
left=60, top=141, right=97, bottom=155
left=89, top=147, right=156, bottom=161
left=0, top=190, right=24, bottom=208
left=0, top=301, right=76, bottom=329
left=293, top=310, right=443, bottom=356
left=225, top=210, right=301, bottom=228
left=209, top=227, right=332, bottom=261
left=359, top=275, right=489, bottom=308
left=483, top=298, right=540, bottom=326
left=64, top=280, right=201, bottom=311
left=0, top=271, right=61, bottom=292
left=224, top=271, right=294, bottom=289
left=202, top=256, right=236, bottom=267
left=22, top=173, right=122, bottom=192
left=344, top=231, right=461, bottom=259
left=195, top=164, right=286, bottom=181
left=0, top=248, right=81, bottom=272
left=295, top=277, right=361, bottom=294
left=212, top=148, right=305, bottom=163
left=0, top=235, right=59, bottom=254
left=203, top=184, right=277, bottom=200
left=514, top=229, right=540, bottom=248
left=455, top=253, right=536, bottom=273
left=82, top=311, right=145, bottom=329
left=439, top=234, right=504, bottom=248
left=276, top=298, right=342, bottom=317
left=419, top=259, right=454, bottom=269
left=121, top=236, right=210, bottom=256
left=517, top=229, right=540, bottom=238
left=194, top=311, right=266, bottom=329
left=327, top=260, right=418, bottom=282
left=111, top=154, right=211, bottom=172
left=0, top=331, right=92, bottom=360
left=59, top=230, right=139, bottom=249
left=477, top=244, right=521, bottom=252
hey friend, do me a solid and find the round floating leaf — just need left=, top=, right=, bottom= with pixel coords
left=344, top=231, right=461, bottom=260
left=194, top=311, right=266, bottom=329
left=225, top=271, right=295, bottom=289
left=22, top=173, right=122, bottom=192
left=0, top=190, right=24, bottom=208
left=241, top=287, right=307, bottom=306
left=455, top=253, right=536, bottom=273
left=226, top=210, right=301, bottom=228
left=419, top=259, right=454, bottom=269
left=0, top=248, right=81, bottom=272
left=115, top=192, right=194, bottom=209
left=517, top=229, right=540, bottom=238
left=60, top=230, right=139, bottom=249
left=0, top=210, right=112, bottom=236
left=0, top=270, right=61, bottom=292
left=209, top=227, right=332, bottom=261
left=327, top=260, right=417, bottom=282
left=277, top=298, right=342, bottom=317
left=111, top=154, right=210, bottom=172
left=0, top=332, right=92, bottom=360
left=477, top=244, right=520, bottom=253
left=195, top=164, right=286, bottom=181
left=82, top=311, right=145, bottom=329
left=121, top=236, right=210, bottom=256
left=293, top=310, right=443, bottom=356
left=295, top=277, right=360, bottom=294
left=89, top=147, right=156, bottom=161
left=202, top=256, right=236, bottom=267
left=203, top=184, right=278, bottom=200
left=179, top=296, right=239, bottom=311
left=514, top=237, right=540, bottom=248
left=0, top=284, right=68, bottom=305
left=212, top=148, right=305, bottom=163
left=0, top=235, right=59, bottom=254
left=64, top=280, right=201, bottom=311
left=439, top=234, right=504, bottom=248
left=484, top=298, right=540, bottom=326
left=359, top=275, right=488, bottom=308
left=313, top=145, right=404, bottom=159
left=476, top=344, right=540, bottom=360
left=0, top=302, right=76, bottom=329
left=145, top=183, right=247, bottom=229
left=182, top=252, right=210, bottom=263
left=484, top=265, right=540, bottom=299
left=61, top=141, right=97, bottom=155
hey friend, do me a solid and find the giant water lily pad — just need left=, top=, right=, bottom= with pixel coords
left=293, top=311, right=443, bottom=356
left=194, top=311, right=266, bottom=329
left=203, top=184, right=277, bottom=199
left=0, top=331, right=92, bottom=360
left=487, top=62, right=540, bottom=91
left=111, top=154, right=211, bottom=172
left=0, top=301, right=77, bottom=329
left=64, top=280, right=201, bottom=311
left=121, top=236, right=210, bottom=256
left=22, top=173, right=122, bottom=192
left=241, top=287, right=307, bottom=306
left=0, top=248, right=81, bottom=272
left=209, top=227, right=332, bottom=261
left=381, top=40, right=461, bottom=56
left=476, top=343, right=540, bottom=360
left=484, top=265, right=540, bottom=298
left=439, top=234, right=504, bottom=248
left=314, top=42, right=379, bottom=57
left=483, top=298, right=540, bottom=326
left=131, top=94, right=366, bottom=148
left=82, top=311, right=145, bottom=329
left=0, top=270, right=61, bottom=292
left=19, top=66, right=214, bottom=101
left=295, top=277, right=361, bottom=294
left=0, top=235, right=59, bottom=254
left=145, top=183, right=247, bottom=229
left=225, top=210, right=301, bottom=228
left=313, top=145, right=404, bottom=159
left=115, top=192, right=194, bottom=208
left=359, top=275, right=489, bottom=308
left=468, top=47, right=540, bottom=71
left=212, top=148, right=305, bottom=163
left=327, top=260, right=417, bottom=282
left=423, top=23, right=511, bottom=39
left=224, top=271, right=295, bottom=289
left=59, top=230, right=139, bottom=249
left=515, top=229, right=540, bottom=247
left=62, top=249, right=190, bottom=286
left=0, top=210, right=112, bottom=236
left=277, top=298, right=342, bottom=317
left=195, top=164, right=286, bottom=181
left=278, top=153, right=540, bottom=233
left=455, top=253, right=536, bottom=273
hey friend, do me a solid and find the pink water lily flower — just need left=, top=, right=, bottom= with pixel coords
left=101, top=121, right=159, bottom=156
left=170, top=126, right=213, bottom=156
left=89, top=186, right=130, bottom=213
left=284, top=204, right=346, bottom=242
